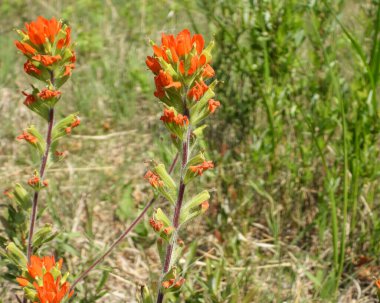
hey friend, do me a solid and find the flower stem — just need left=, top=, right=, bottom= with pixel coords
left=156, top=125, right=191, bottom=303
left=26, top=107, right=55, bottom=262
left=69, top=153, right=179, bottom=294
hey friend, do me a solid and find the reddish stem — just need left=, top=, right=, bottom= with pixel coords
left=156, top=126, right=191, bottom=303
left=26, top=107, right=55, bottom=262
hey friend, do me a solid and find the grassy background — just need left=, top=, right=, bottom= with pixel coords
left=1, top=0, right=380, bottom=302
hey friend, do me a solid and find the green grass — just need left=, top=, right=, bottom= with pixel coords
left=1, top=0, right=380, bottom=302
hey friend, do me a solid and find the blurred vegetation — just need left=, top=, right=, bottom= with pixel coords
left=1, top=0, right=380, bottom=302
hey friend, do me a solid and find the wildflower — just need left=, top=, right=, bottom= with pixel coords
left=202, top=64, right=215, bottom=79
left=148, top=30, right=207, bottom=73
left=188, top=81, right=208, bottom=101
left=28, top=176, right=40, bottom=187
left=149, top=217, right=164, bottom=232
left=160, top=109, right=176, bottom=123
left=208, top=99, right=220, bottom=113
left=154, top=70, right=181, bottom=99
left=17, top=131, right=38, bottom=144
left=65, top=117, right=80, bottom=134
left=160, top=109, right=189, bottom=126
left=145, top=170, right=164, bottom=188
left=17, top=255, right=73, bottom=303
left=38, top=89, right=61, bottom=100
left=22, top=91, right=37, bottom=106
left=162, top=277, right=185, bottom=289
left=146, top=56, right=161, bottom=74
left=14, top=41, right=37, bottom=55
left=64, top=63, right=75, bottom=76
left=24, top=60, right=41, bottom=75
left=32, top=54, right=62, bottom=66
left=189, top=161, right=214, bottom=176
left=24, top=16, right=62, bottom=45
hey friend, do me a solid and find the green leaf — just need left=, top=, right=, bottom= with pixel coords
left=12, top=183, right=31, bottom=210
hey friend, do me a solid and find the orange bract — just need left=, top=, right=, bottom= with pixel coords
left=189, top=161, right=214, bottom=176
left=160, top=109, right=189, bottom=126
left=154, top=70, right=181, bottom=99
left=22, top=91, right=37, bottom=106
left=208, top=99, right=221, bottom=113
left=144, top=170, right=164, bottom=188
left=34, top=272, right=73, bottom=303
left=15, top=41, right=37, bottom=55
left=32, top=54, right=62, bottom=66
left=17, top=131, right=38, bottom=144
left=187, top=81, right=208, bottom=101
left=18, top=256, right=72, bottom=303
left=24, top=16, right=62, bottom=45
left=24, top=60, right=41, bottom=75
left=38, top=89, right=61, bottom=100
left=158, top=29, right=204, bottom=60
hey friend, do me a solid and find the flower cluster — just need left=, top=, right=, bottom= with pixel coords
left=17, top=131, right=38, bottom=144
left=146, top=29, right=220, bottom=129
left=15, top=16, right=75, bottom=113
left=144, top=170, right=164, bottom=188
left=17, top=255, right=73, bottom=303
left=189, top=160, right=214, bottom=176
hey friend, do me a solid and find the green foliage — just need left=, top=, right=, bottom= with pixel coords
left=1, top=0, right=380, bottom=301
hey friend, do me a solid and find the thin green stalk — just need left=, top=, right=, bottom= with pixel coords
left=337, top=95, right=349, bottom=285
left=351, top=122, right=361, bottom=232
left=306, top=118, right=339, bottom=273
left=309, top=6, right=351, bottom=292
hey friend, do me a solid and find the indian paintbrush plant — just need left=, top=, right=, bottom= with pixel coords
left=1, top=15, right=218, bottom=303
left=2, top=16, right=77, bottom=302
left=143, top=29, right=219, bottom=303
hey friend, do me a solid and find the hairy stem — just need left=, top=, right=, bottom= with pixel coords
left=156, top=126, right=191, bottom=303
left=69, top=153, right=179, bottom=293
left=26, top=107, right=55, bottom=262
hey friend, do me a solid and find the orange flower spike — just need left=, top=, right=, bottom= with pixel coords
left=376, top=279, right=380, bottom=289
left=15, top=41, right=37, bottom=55
left=38, top=89, right=61, bottom=100
left=24, top=60, right=41, bottom=75
left=208, top=99, right=221, bottom=113
left=17, top=131, right=38, bottom=144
